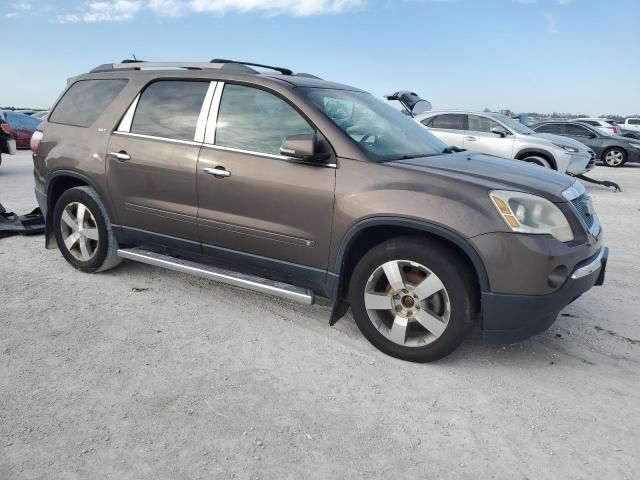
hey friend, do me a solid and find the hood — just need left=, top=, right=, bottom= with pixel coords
left=535, top=133, right=590, bottom=151
left=393, top=152, right=575, bottom=201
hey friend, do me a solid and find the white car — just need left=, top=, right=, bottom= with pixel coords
left=575, top=118, right=621, bottom=136
left=415, top=110, right=594, bottom=175
left=622, top=118, right=640, bottom=133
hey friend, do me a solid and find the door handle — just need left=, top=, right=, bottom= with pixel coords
left=465, top=136, right=477, bottom=141
left=204, top=167, right=231, bottom=178
left=108, top=151, right=131, bottom=161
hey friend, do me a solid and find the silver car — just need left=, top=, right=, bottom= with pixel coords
left=416, top=111, right=593, bottom=175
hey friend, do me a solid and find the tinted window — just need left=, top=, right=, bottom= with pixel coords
left=216, top=84, right=313, bottom=156
left=628, top=119, right=640, bottom=125
left=131, top=81, right=209, bottom=141
left=304, top=89, right=447, bottom=162
left=431, top=114, right=465, bottom=130
left=49, top=79, right=127, bottom=128
left=565, top=124, right=592, bottom=137
left=534, top=124, right=562, bottom=134
left=468, top=115, right=500, bottom=133
left=579, top=120, right=599, bottom=126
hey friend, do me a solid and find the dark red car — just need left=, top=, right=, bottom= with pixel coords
left=2, top=111, right=41, bottom=149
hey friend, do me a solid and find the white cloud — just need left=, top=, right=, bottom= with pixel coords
left=56, top=0, right=365, bottom=22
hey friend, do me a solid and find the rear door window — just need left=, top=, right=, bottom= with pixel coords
left=215, top=84, right=313, bottom=156
left=565, top=124, right=592, bottom=137
left=130, top=81, right=210, bottom=141
left=534, top=124, right=562, bottom=134
left=49, top=79, right=128, bottom=128
left=430, top=114, right=466, bottom=130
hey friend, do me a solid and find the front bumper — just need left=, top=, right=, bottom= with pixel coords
left=1, top=138, right=17, bottom=155
left=565, top=151, right=592, bottom=175
left=481, top=246, right=608, bottom=344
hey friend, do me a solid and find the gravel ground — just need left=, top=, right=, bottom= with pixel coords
left=1, top=151, right=639, bottom=480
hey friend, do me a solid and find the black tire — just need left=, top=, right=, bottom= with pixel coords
left=522, top=155, right=554, bottom=169
left=602, top=147, right=627, bottom=167
left=348, top=236, right=477, bottom=362
left=53, top=186, right=121, bottom=273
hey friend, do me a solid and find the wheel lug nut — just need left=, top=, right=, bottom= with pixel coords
left=395, top=306, right=402, bottom=312
left=416, top=305, right=420, bottom=310
left=393, top=294, right=400, bottom=300
left=407, top=311, right=413, bottom=317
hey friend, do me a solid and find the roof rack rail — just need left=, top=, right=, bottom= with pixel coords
left=89, top=61, right=258, bottom=74
left=210, top=59, right=293, bottom=76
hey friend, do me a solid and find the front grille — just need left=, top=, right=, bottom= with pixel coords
left=571, top=194, right=595, bottom=229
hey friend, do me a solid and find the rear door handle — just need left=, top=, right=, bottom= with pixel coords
left=465, top=136, right=477, bottom=142
left=204, top=167, right=231, bottom=178
left=108, top=151, right=131, bottom=161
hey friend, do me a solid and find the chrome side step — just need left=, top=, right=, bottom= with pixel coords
left=117, top=247, right=315, bottom=305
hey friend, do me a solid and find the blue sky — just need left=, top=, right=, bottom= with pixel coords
left=1, top=0, right=639, bottom=115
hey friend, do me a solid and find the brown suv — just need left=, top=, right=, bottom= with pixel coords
left=32, top=59, right=607, bottom=362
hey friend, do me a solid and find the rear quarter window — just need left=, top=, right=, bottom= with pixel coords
left=49, top=79, right=128, bottom=128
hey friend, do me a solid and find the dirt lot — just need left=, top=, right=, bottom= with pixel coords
left=1, top=150, right=639, bottom=479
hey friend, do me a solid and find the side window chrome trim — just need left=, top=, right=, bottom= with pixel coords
left=204, top=82, right=225, bottom=145
left=113, top=130, right=202, bottom=147
left=117, top=93, right=140, bottom=133
left=201, top=143, right=337, bottom=168
left=194, top=81, right=218, bottom=143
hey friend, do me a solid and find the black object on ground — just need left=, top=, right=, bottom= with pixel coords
left=0, top=202, right=45, bottom=239
left=575, top=174, right=622, bottom=192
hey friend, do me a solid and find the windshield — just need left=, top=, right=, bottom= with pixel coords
left=488, top=113, right=536, bottom=135
left=302, top=88, right=448, bottom=161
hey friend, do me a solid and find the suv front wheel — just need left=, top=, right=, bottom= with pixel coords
left=53, top=186, right=121, bottom=273
left=349, top=236, right=476, bottom=362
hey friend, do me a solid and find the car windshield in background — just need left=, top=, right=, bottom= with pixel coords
left=488, top=113, right=535, bottom=135
left=302, top=88, right=447, bottom=162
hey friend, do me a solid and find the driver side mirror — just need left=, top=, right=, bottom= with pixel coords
left=491, top=126, right=509, bottom=138
left=280, top=133, right=320, bottom=161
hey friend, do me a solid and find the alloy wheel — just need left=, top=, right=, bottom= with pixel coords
left=60, top=202, right=100, bottom=261
left=364, top=260, right=450, bottom=347
left=604, top=149, right=624, bottom=166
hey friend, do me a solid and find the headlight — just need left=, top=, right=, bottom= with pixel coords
left=552, top=143, right=579, bottom=153
left=628, top=143, right=640, bottom=149
left=489, top=190, right=574, bottom=242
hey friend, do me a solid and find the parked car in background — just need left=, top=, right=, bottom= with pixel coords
left=618, top=127, right=640, bottom=140
left=2, top=111, right=42, bottom=149
left=32, top=59, right=607, bottom=362
left=0, top=111, right=17, bottom=167
left=575, top=118, right=621, bottom=136
left=532, top=121, right=640, bottom=167
left=31, top=111, right=49, bottom=119
left=622, top=118, right=640, bottom=133
left=416, top=110, right=594, bottom=174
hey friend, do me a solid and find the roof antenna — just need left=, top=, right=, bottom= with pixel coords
left=132, top=53, right=138, bottom=62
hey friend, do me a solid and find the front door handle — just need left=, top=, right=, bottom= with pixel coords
left=108, top=151, right=131, bottom=161
left=465, top=136, right=477, bottom=142
left=204, top=166, right=231, bottom=178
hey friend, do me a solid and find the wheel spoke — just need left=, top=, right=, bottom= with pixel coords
left=412, top=273, right=445, bottom=301
left=364, top=292, right=393, bottom=311
left=414, top=309, right=447, bottom=338
left=61, top=209, right=77, bottom=229
left=389, top=315, right=409, bottom=345
left=78, top=237, right=91, bottom=261
left=83, top=228, right=99, bottom=240
left=76, top=203, right=86, bottom=227
left=64, top=232, right=80, bottom=250
left=382, top=261, right=406, bottom=292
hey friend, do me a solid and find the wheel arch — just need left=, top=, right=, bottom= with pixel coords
left=329, top=217, right=490, bottom=325
left=514, top=148, right=557, bottom=170
left=44, top=171, right=113, bottom=249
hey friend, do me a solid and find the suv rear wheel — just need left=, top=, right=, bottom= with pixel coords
left=349, top=236, right=476, bottom=362
left=53, top=186, right=121, bottom=273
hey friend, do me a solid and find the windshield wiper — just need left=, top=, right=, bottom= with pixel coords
left=442, top=146, right=465, bottom=154
left=381, top=154, right=437, bottom=162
